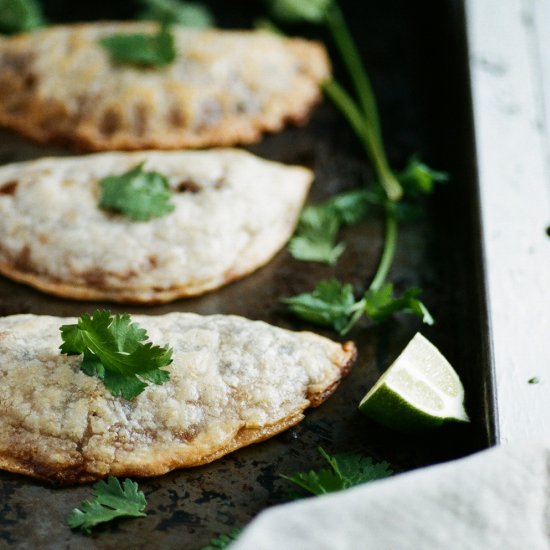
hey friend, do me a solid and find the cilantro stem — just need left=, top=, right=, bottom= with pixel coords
left=340, top=201, right=397, bottom=335
left=278, top=2, right=436, bottom=334
left=322, top=79, right=367, bottom=144
left=369, top=203, right=397, bottom=292
left=319, top=80, right=399, bottom=305
left=339, top=204, right=397, bottom=335
left=323, top=79, right=402, bottom=202
left=323, top=4, right=402, bottom=202
left=324, top=4, right=381, bottom=139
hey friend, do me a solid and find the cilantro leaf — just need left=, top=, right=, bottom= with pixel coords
left=269, top=0, right=334, bottom=24
left=364, top=284, right=434, bottom=325
left=328, top=451, right=393, bottom=487
left=201, top=528, right=244, bottom=550
left=60, top=310, right=172, bottom=400
left=0, top=0, right=44, bottom=34
left=284, top=280, right=433, bottom=334
left=289, top=189, right=380, bottom=264
left=253, top=18, right=284, bottom=35
left=139, top=0, right=214, bottom=28
left=326, top=188, right=383, bottom=225
left=67, top=477, right=147, bottom=534
left=269, top=2, right=442, bottom=336
left=100, top=23, right=176, bottom=67
left=398, top=156, right=448, bottom=197
left=282, top=447, right=393, bottom=496
left=289, top=207, right=344, bottom=265
left=99, top=162, right=176, bottom=221
left=283, top=279, right=358, bottom=333
left=289, top=234, right=346, bottom=265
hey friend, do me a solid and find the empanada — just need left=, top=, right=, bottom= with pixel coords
left=0, top=23, right=330, bottom=150
left=0, top=312, right=356, bottom=484
left=0, top=149, right=312, bottom=303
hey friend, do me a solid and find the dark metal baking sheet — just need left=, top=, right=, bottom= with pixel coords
left=0, top=1, right=497, bottom=548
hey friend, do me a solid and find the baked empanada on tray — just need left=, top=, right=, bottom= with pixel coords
left=0, top=149, right=312, bottom=303
left=0, top=23, right=330, bottom=150
left=0, top=312, right=355, bottom=484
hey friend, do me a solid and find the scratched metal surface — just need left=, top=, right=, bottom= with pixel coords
left=0, top=1, right=496, bottom=548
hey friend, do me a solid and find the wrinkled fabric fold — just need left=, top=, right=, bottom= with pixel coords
left=233, top=443, right=550, bottom=550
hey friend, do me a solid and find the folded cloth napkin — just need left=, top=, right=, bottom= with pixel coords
left=232, top=444, right=550, bottom=549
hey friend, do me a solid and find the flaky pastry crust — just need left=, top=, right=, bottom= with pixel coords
left=0, top=313, right=356, bottom=484
left=0, top=23, right=331, bottom=150
left=0, top=149, right=312, bottom=302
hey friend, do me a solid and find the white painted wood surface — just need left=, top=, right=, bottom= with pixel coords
left=467, top=0, right=550, bottom=442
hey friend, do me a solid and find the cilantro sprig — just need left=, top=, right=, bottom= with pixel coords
left=269, top=1, right=445, bottom=331
left=60, top=310, right=173, bottom=400
left=397, top=156, right=449, bottom=197
left=282, top=447, right=393, bottom=496
left=269, top=0, right=332, bottom=24
left=289, top=188, right=381, bottom=264
left=139, top=0, right=214, bottom=28
left=100, top=23, right=176, bottom=67
left=269, top=0, right=401, bottom=201
left=0, top=0, right=44, bottom=34
left=289, top=159, right=446, bottom=265
left=201, top=528, right=244, bottom=550
left=67, top=477, right=147, bottom=534
left=99, top=162, right=176, bottom=221
left=284, top=279, right=433, bottom=335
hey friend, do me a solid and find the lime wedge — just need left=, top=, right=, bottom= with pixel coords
left=359, top=333, right=469, bottom=431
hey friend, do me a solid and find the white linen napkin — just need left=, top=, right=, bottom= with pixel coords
left=231, top=443, right=550, bottom=549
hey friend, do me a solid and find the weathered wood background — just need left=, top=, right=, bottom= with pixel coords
left=467, top=0, right=550, bottom=442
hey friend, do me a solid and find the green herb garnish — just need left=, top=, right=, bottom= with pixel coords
left=528, top=377, right=540, bottom=385
left=100, top=23, right=176, bottom=67
left=201, top=527, right=244, bottom=550
left=284, top=279, right=357, bottom=333
left=269, top=0, right=333, bottom=24
left=99, top=162, right=176, bottom=221
left=362, top=284, right=433, bottom=325
left=289, top=206, right=346, bottom=265
left=0, top=0, right=44, bottom=34
left=270, top=1, right=444, bottom=330
left=139, top=0, right=214, bottom=28
left=398, top=156, right=449, bottom=197
left=60, top=310, right=172, bottom=400
left=282, top=447, right=393, bottom=496
left=284, top=279, right=433, bottom=335
left=289, top=189, right=381, bottom=264
left=289, top=160, right=446, bottom=265
left=67, top=477, right=147, bottom=534
left=269, top=0, right=401, bottom=200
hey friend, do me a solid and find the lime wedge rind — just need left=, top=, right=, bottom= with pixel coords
left=359, top=333, right=470, bottom=431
